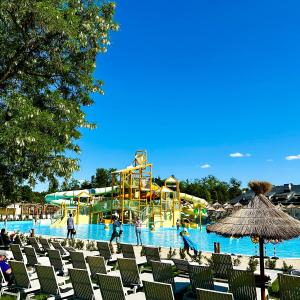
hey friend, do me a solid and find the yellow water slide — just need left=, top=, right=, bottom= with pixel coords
left=180, top=193, right=208, bottom=215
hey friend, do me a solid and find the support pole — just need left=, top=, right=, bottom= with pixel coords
left=259, top=237, right=265, bottom=300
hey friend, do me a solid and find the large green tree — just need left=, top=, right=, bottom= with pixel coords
left=0, top=0, right=118, bottom=201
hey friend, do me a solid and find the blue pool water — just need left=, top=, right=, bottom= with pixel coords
left=3, top=221, right=300, bottom=258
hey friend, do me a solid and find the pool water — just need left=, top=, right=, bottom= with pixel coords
left=3, top=221, right=300, bottom=258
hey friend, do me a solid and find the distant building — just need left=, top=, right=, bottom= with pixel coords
left=231, top=183, right=300, bottom=205
left=231, top=183, right=300, bottom=219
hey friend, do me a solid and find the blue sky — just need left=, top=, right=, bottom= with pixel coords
left=47, top=1, right=300, bottom=189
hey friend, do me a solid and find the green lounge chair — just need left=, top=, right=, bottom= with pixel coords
left=97, top=273, right=145, bottom=299
left=51, top=241, right=69, bottom=258
left=48, top=249, right=70, bottom=275
left=97, top=241, right=119, bottom=263
left=14, top=235, right=23, bottom=247
left=24, top=246, right=39, bottom=267
left=120, top=243, right=147, bottom=265
left=184, top=264, right=228, bottom=299
left=278, top=273, right=300, bottom=300
left=28, top=237, right=45, bottom=254
left=228, top=269, right=258, bottom=300
left=172, top=258, right=189, bottom=276
left=70, top=251, right=87, bottom=270
left=35, top=264, right=73, bottom=299
left=143, top=280, right=174, bottom=300
left=196, top=288, right=233, bottom=300
left=151, top=261, right=190, bottom=295
left=69, top=268, right=102, bottom=300
left=40, top=238, right=52, bottom=252
left=10, top=244, right=24, bottom=262
left=211, top=253, right=233, bottom=280
left=87, top=256, right=112, bottom=280
left=3, top=260, right=40, bottom=300
left=144, top=246, right=161, bottom=264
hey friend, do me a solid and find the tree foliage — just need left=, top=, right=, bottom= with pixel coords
left=0, top=0, right=118, bottom=201
left=179, top=175, right=242, bottom=203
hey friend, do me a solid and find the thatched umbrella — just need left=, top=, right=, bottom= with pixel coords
left=287, top=203, right=296, bottom=209
left=224, top=204, right=233, bottom=210
left=207, top=181, right=300, bottom=300
left=233, top=202, right=242, bottom=209
left=212, top=202, right=222, bottom=209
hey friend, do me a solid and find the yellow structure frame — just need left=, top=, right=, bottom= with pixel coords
left=111, top=150, right=154, bottom=224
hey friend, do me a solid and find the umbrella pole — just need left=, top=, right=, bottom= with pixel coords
left=259, top=237, right=265, bottom=300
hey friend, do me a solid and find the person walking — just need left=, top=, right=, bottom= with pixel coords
left=110, top=215, right=122, bottom=244
left=135, top=217, right=142, bottom=246
left=67, top=214, right=75, bottom=239
left=179, top=230, right=199, bottom=258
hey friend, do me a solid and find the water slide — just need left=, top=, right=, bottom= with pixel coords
left=45, top=187, right=116, bottom=206
left=180, top=193, right=208, bottom=215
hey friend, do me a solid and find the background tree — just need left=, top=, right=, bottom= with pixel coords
left=91, top=168, right=116, bottom=188
left=0, top=0, right=118, bottom=202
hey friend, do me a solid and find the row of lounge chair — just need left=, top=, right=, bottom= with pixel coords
left=4, top=236, right=300, bottom=299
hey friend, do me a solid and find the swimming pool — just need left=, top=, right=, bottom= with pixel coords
left=2, top=221, right=300, bottom=258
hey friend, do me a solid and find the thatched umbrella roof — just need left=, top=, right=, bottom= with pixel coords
left=233, top=202, right=242, bottom=208
left=207, top=181, right=300, bottom=299
left=287, top=203, right=296, bottom=209
left=206, top=205, right=215, bottom=211
left=215, top=207, right=225, bottom=212
left=224, top=204, right=233, bottom=209
left=212, top=202, right=222, bottom=208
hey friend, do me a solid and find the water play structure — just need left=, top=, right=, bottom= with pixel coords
left=45, top=150, right=208, bottom=227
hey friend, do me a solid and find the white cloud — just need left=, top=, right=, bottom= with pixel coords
left=286, top=154, right=300, bottom=161
left=229, top=152, right=251, bottom=158
left=200, top=164, right=211, bottom=169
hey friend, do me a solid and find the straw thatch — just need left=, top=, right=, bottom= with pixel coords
left=224, top=204, right=233, bottom=209
left=207, top=181, right=300, bottom=240
left=215, top=207, right=225, bottom=212
left=233, top=202, right=242, bottom=208
left=287, top=204, right=296, bottom=209
left=212, top=202, right=222, bottom=208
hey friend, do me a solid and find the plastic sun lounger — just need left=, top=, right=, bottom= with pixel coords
left=10, top=244, right=24, bottom=262
left=97, top=241, right=120, bottom=263
left=120, top=243, right=147, bottom=266
left=143, top=280, right=175, bottom=300
left=86, top=256, right=112, bottom=279
left=69, top=268, right=103, bottom=300
left=183, top=264, right=228, bottom=299
left=70, top=251, right=87, bottom=270
left=24, top=246, right=39, bottom=267
left=4, top=260, right=40, bottom=299
left=278, top=273, right=300, bottom=300
left=48, top=249, right=71, bottom=275
left=40, top=238, right=52, bottom=252
left=28, top=237, right=46, bottom=254
left=196, top=288, right=234, bottom=300
left=51, top=241, right=69, bottom=258
left=116, top=258, right=153, bottom=292
left=151, top=261, right=190, bottom=295
left=97, top=273, right=146, bottom=300
left=211, top=253, right=233, bottom=280
left=228, top=269, right=267, bottom=300
left=35, top=264, right=73, bottom=299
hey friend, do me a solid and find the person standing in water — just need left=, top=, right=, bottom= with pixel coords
left=110, top=215, right=122, bottom=244
left=180, top=230, right=199, bottom=258
left=176, top=219, right=181, bottom=230
left=135, top=217, right=142, bottom=246
left=67, top=214, right=75, bottom=239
